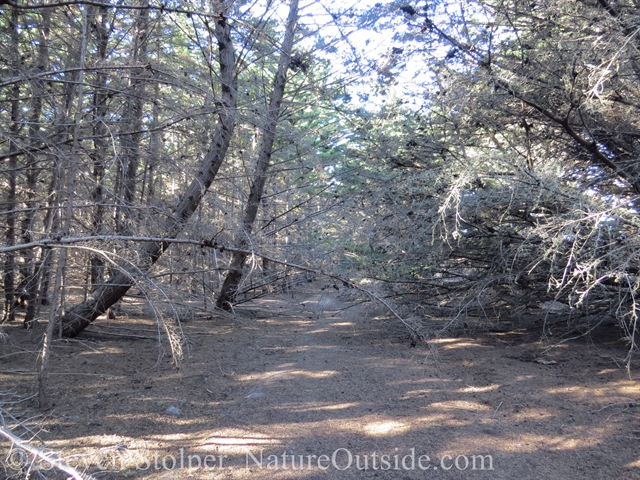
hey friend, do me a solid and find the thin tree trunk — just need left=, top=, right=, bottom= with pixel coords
left=58, top=2, right=238, bottom=337
left=217, top=0, right=299, bottom=309
left=36, top=173, right=58, bottom=308
left=3, top=7, right=21, bottom=323
left=142, top=79, right=161, bottom=203
left=23, top=9, right=51, bottom=327
left=39, top=3, right=90, bottom=408
left=115, top=0, right=149, bottom=235
left=89, top=5, right=111, bottom=291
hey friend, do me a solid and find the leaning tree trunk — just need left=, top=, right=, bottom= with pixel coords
left=59, top=2, right=238, bottom=337
left=216, top=0, right=299, bottom=309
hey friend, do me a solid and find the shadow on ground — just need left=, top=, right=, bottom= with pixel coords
left=1, top=284, right=639, bottom=479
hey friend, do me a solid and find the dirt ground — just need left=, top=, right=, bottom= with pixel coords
left=1, top=284, right=640, bottom=479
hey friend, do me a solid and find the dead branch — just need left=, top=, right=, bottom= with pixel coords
left=0, top=421, right=93, bottom=480
left=0, top=234, right=426, bottom=343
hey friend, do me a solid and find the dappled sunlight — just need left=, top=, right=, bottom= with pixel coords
left=598, top=368, right=621, bottom=375
left=305, top=328, right=330, bottom=334
left=237, top=369, right=340, bottom=383
left=267, top=320, right=315, bottom=327
left=411, top=414, right=472, bottom=427
left=459, top=384, right=501, bottom=393
left=433, top=340, right=490, bottom=350
left=436, top=434, right=580, bottom=455
left=49, top=433, right=132, bottom=449
left=203, top=432, right=283, bottom=448
left=546, top=380, right=640, bottom=401
left=430, top=338, right=459, bottom=344
left=401, top=389, right=434, bottom=398
left=256, top=319, right=289, bottom=325
left=95, top=414, right=204, bottom=428
left=76, top=347, right=126, bottom=355
left=429, top=400, right=491, bottom=412
left=626, top=459, right=640, bottom=468
left=363, top=421, right=409, bottom=437
left=202, top=436, right=282, bottom=447
left=410, top=413, right=452, bottom=426
left=275, top=369, right=339, bottom=379
left=270, top=402, right=361, bottom=412
left=503, top=406, right=555, bottom=421
left=3, top=286, right=639, bottom=479
left=3, top=0, right=640, bottom=477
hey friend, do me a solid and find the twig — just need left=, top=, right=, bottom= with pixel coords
left=0, top=405, right=45, bottom=444
left=0, top=235, right=426, bottom=342
left=552, top=317, right=609, bottom=346
left=84, top=324, right=159, bottom=334
left=591, top=401, right=639, bottom=413
left=83, top=328, right=154, bottom=340
left=0, top=393, right=38, bottom=406
left=0, top=424, right=94, bottom=480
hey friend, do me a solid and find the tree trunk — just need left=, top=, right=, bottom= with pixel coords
left=89, top=5, right=111, bottom=291
left=3, top=7, right=21, bottom=323
left=115, top=0, right=149, bottom=235
left=217, top=0, right=299, bottom=309
left=23, top=9, right=51, bottom=327
left=35, top=173, right=58, bottom=308
left=58, top=2, right=238, bottom=337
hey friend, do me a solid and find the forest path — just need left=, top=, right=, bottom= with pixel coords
left=183, top=285, right=639, bottom=480
left=1, top=285, right=640, bottom=479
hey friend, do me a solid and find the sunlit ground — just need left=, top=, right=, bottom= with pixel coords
left=1, top=289, right=639, bottom=479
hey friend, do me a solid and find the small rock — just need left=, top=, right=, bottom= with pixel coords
left=165, top=406, right=182, bottom=415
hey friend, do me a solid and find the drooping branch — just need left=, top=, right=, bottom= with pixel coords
left=0, top=234, right=426, bottom=343
left=492, top=78, right=640, bottom=194
left=0, top=0, right=225, bottom=19
left=0, top=422, right=93, bottom=480
left=419, top=9, right=640, bottom=195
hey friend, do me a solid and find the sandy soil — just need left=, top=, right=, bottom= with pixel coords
left=1, top=284, right=640, bottom=479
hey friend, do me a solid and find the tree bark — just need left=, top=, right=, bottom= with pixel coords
left=217, top=0, right=299, bottom=309
left=59, top=1, right=238, bottom=337
left=115, top=0, right=149, bottom=235
left=23, top=9, right=51, bottom=327
left=3, top=7, right=21, bottom=323
left=89, top=5, right=112, bottom=291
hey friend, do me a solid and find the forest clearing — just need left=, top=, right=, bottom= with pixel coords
left=1, top=0, right=640, bottom=477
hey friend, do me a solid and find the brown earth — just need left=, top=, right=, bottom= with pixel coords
left=1, top=284, right=640, bottom=479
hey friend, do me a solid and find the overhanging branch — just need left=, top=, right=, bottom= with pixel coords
left=0, top=234, right=426, bottom=343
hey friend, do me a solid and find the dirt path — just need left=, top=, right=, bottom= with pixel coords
left=1, top=286, right=640, bottom=479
